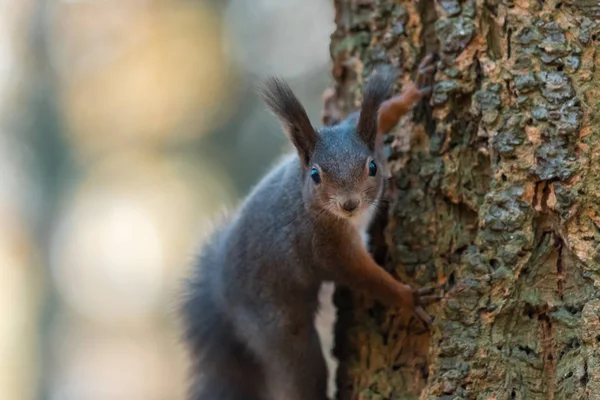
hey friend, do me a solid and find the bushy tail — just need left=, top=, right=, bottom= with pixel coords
left=180, top=259, right=264, bottom=400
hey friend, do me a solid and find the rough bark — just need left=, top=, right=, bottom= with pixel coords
left=326, top=1, right=600, bottom=399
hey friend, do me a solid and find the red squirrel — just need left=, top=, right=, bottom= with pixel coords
left=180, top=54, right=437, bottom=400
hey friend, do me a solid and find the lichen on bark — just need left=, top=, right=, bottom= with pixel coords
left=327, top=0, right=600, bottom=399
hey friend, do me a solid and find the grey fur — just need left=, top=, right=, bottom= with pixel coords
left=181, top=74, right=393, bottom=400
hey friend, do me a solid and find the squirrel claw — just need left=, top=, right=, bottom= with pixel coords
left=418, top=86, right=433, bottom=97
left=416, top=286, right=435, bottom=296
left=418, top=52, right=435, bottom=69
left=412, top=286, right=442, bottom=327
left=420, top=295, right=442, bottom=305
left=416, top=54, right=437, bottom=88
left=415, top=286, right=442, bottom=304
left=414, top=306, right=433, bottom=327
left=418, top=64, right=436, bottom=77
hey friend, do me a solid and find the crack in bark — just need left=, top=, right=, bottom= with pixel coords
left=418, top=0, right=439, bottom=58
left=555, top=235, right=565, bottom=299
left=485, top=10, right=503, bottom=60
left=581, top=358, right=589, bottom=387
left=541, top=312, right=556, bottom=400
left=507, top=28, right=512, bottom=59
left=533, top=181, right=544, bottom=211
left=533, top=179, right=560, bottom=214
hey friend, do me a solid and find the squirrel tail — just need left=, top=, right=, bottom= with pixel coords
left=181, top=278, right=264, bottom=400
left=180, top=246, right=264, bottom=400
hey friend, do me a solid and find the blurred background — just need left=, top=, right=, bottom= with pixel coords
left=1, top=0, right=334, bottom=399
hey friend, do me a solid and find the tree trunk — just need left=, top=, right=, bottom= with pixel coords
left=327, top=1, right=600, bottom=399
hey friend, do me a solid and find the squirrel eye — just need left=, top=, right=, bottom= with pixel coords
left=368, top=161, right=377, bottom=176
left=310, top=168, right=321, bottom=184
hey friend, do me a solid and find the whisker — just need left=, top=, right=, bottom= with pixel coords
left=359, top=185, right=379, bottom=195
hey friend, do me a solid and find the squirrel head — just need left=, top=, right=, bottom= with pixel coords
left=261, top=70, right=395, bottom=221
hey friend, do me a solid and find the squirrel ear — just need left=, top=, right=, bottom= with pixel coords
left=357, top=68, right=395, bottom=149
left=261, top=78, right=317, bottom=166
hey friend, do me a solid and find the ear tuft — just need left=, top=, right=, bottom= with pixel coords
left=260, top=78, right=317, bottom=166
left=357, top=67, right=396, bottom=148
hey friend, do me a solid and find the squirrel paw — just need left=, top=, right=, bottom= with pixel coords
left=412, top=286, right=441, bottom=327
left=416, top=53, right=437, bottom=96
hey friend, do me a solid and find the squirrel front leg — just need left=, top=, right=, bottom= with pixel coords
left=326, top=53, right=436, bottom=137
left=377, top=53, right=436, bottom=136
left=328, top=229, right=437, bottom=325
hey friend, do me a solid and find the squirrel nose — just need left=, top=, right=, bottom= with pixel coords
left=340, top=198, right=360, bottom=213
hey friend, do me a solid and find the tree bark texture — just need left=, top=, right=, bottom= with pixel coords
left=326, top=1, right=600, bottom=399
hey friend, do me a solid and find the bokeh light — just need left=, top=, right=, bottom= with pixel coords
left=49, top=321, right=186, bottom=400
left=224, top=0, right=334, bottom=78
left=50, top=152, right=234, bottom=325
left=48, top=1, right=236, bottom=157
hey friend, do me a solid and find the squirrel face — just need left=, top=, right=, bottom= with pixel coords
left=304, top=123, right=385, bottom=220
left=261, top=71, right=395, bottom=221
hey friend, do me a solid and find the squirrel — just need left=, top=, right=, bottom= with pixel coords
left=180, top=54, right=437, bottom=400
